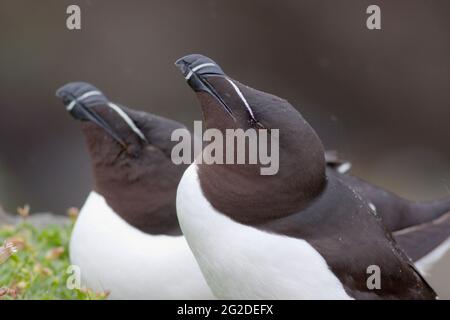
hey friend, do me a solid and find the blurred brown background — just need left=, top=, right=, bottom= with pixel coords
left=0, top=0, right=448, bottom=294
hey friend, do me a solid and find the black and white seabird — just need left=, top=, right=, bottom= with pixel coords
left=56, top=82, right=214, bottom=299
left=325, top=151, right=450, bottom=273
left=174, top=54, right=441, bottom=299
left=325, top=150, right=450, bottom=232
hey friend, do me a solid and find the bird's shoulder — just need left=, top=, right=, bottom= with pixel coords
left=258, top=174, right=437, bottom=299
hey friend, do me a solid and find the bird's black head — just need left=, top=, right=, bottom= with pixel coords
left=176, top=54, right=327, bottom=223
left=175, top=54, right=263, bottom=130
left=56, top=82, right=190, bottom=235
left=56, top=81, right=149, bottom=151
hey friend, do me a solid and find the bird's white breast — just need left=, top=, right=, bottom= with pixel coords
left=69, top=191, right=214, bottom=299
left=176, top=164, right=352, bottom=300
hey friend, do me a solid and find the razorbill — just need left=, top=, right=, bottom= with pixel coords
left=325, top=151, right=450, bottom=272
left=174, top=54, right=439, bottom=299
left=325, top=150, right=450, bottom=232
left=56, top=82, right=214, bottom=299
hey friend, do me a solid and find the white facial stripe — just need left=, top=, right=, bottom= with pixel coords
left=66, top=90, right=102, bottom=111
left=185, top=62, right=217, bottom=80
left=66, top=90, right=146, bottom=142
left=106, top=103, right=147, bottom=141
left=225, top=78, right=256, bottom=120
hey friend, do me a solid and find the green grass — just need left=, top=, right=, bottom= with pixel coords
left=0, top=213, right=107, bottom=300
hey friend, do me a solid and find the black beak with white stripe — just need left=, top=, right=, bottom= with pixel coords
left=56, top=82, right=147, bottom=149
left=175, top=54, right=261, bottom=127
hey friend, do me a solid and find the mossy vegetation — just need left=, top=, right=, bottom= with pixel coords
left=0, top=207, right=107, bottom=300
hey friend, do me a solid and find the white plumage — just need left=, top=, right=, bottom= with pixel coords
left=176, top=164, right=353, bottom=300
left=69, top=191, right=214, bottom=299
